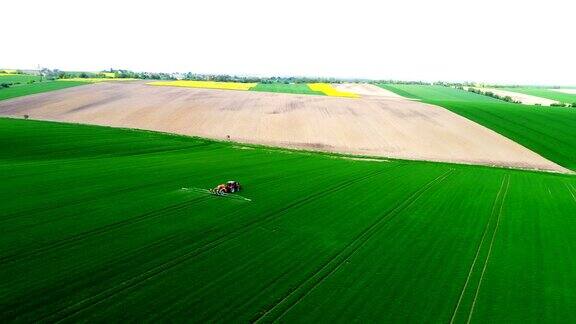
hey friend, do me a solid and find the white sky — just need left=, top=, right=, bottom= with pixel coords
left=2, top=0, right=574, bottom=85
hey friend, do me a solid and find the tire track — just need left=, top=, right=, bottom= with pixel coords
left=565, top=182, right=576, bottom=203
left=449, top=174, right=508, bottom=324
left=2, top=157, right=309, bottom=262
left=154, top=166, right=412, bottom=320
left=253, top=169, right=454, bottom=323
left=466, top=175, right=510, bottom=323
left=40, top=167, right=394, bottom=323
left=0, top=196, right=210, bottom=265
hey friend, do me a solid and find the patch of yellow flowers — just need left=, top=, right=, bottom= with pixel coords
left=307, top=83, right=359, bottom=98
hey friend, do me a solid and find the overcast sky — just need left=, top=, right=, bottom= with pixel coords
left=2, top=0, right=574, bottom=85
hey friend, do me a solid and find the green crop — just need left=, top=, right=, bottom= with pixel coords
left=0, top=81, right=87, bottom=101
left=0, top=73, right=41, bottom=84
left=251, top=83, right=325, bottom=95
left=1, top=118, right=575, bottom=322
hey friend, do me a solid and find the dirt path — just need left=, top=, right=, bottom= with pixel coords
left=0, top=82, right=569, bottom=173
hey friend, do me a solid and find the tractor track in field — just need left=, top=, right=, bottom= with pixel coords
left=153, top=165, right=416, bottom=320
left=40, top=167, right=395, bottom=323
left=253, top=169, right=454, bottom=323
left=566, top=183, right=576, bottom=202
left=229, top=168, right=419, bottom=317
left=466, top=175, right=510, bottom=323
left=0, top=196, right=211, bottom=265
left=449, top=174, right=510, bottom=324
left=3, top=164, right=333, bottom=319
left=1, top=155, right=308, bottom=260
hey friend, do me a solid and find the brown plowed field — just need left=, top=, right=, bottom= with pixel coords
left=0, top=81, right=568, bottom=173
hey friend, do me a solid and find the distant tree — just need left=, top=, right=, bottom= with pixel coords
left=57, top=71, right=72, bottom=79
left=466, top=87, right=520, bottom=104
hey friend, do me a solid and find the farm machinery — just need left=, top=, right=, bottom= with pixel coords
left=210, top=180, right=241, bottom=195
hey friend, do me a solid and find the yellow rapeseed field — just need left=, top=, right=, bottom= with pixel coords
left=307, top=83, right=359, bottom=98
left=149, top=81, right=257, bottom=91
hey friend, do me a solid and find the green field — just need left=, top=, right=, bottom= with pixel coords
left=0, top=81, right=87, bottom=101
left=379, top=84, right=576, bottom=171
left=0, top=73, right=41, bottom=84
left=1, top=118, right=576, bottom=322
left=501, top=87, right=576, bottom=104
left=251, top=83, right=325, bottom=96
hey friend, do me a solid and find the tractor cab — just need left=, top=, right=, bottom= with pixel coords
left=225, top=181, right=241, bottom=193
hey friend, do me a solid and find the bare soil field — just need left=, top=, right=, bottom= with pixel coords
left=0, top=82, right=568, bottom=172
left=474, top=87, right=560, bottom=106
left=333, top=83, right=407, bottom=98
left=552, top=88, right=576, bottom=94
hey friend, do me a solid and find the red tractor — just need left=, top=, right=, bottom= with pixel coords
left=211, top=181, right=241, bottom=195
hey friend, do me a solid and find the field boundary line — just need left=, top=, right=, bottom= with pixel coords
left=253, top=169, right=454, bottom=323
left=41, top=167, right=395, bottom=322
left=449, top=174, right=508, bottom=324
left=466, top=175, right=510, bottom=323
